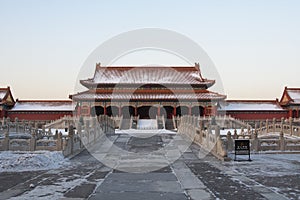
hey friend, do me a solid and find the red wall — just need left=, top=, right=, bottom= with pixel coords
left=225, top=111, right=289, bottom=120
left=7, top=111, right=73, bottom=121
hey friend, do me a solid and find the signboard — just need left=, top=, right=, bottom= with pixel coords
left=234, top=139, right=251, bottom=161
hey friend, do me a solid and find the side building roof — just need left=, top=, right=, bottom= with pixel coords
left=9, top=100, right=75, bottom=112
left=0, top=86, right=15, bottom=106
left=280, top=87, right=300, bottom=106
left=219, top=100, right=286, bottom=112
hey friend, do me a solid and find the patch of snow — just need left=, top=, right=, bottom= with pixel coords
left=10, top=101, right=74, bottom=111
left=9, top=177, right=87, bottom=200
left=287, top=90, right=300, bottom=103
left=226, top=153, right=300, bottom=177
left=137, top=119, right=157, bottom=129
left=0, top=151, right=69, bottom=172
left=44, top=128, right=70, bottom=136
left=220, top=102, right=283, bottom=111
left=91, top=67, right=203, bottom=85
left=220, top=129, right=243, bottom=136
left=0, top=91, right=7, bottom=100
left=115, top=129, right=176, bottom=137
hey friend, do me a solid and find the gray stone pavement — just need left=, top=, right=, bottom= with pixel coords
left=0, top=131, right=299, bottom=200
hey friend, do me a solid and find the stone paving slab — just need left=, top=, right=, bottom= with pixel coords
left=187, top=189, right=212, bottom=200
left=107, top=173, right=178, bottom=181
left=89, top=192, right=188, bottom=200
left=1, top=132, right=300, bottom=200
left=64, top=183, right=96, bottom=198
left=96, top=179, right=183, bottom=193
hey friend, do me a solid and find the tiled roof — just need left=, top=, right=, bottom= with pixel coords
left=0, top=91, right=7, bottom=101
left=80, top=66, right=215, bottom=88
left=220, top=100, right=285, bottom=111
left=286, top=88, right=300, bottom=104
left=0, top=88, right=9, bottom=101
left=71, top=89, right=225, bottom=101
left=9, top=100, right=75, bottom=111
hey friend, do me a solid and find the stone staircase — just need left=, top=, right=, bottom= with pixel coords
left=137, top=119, right=158, bottom=129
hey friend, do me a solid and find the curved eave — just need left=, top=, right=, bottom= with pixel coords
left=71, top=92, right=226, bottom=102
left=80, top=79, right=215, bottom=89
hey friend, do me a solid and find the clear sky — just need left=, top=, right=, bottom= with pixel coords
left=0, top=0, right=299, bottom=100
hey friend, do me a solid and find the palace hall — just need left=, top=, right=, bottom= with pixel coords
left=70, top=63, right=226, bottom=119
left=1, top=64, right=300, bottom=123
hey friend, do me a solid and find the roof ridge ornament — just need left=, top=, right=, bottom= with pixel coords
left=195, top=62, right=205, bottom=81
left=96, top=62, right=101, bottom=69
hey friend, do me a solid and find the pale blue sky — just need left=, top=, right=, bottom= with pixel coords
left=0, top=0, right=299, bottom=100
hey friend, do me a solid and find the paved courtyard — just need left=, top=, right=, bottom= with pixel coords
left=0, top=131, right=299, bottom=200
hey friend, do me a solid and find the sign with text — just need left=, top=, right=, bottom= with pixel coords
left=234, top=139, right=251, bottom=161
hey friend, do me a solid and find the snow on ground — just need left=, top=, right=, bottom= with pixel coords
left=116, top=129, right=176, bottom=134
left=137, top=119, right=157, bottom=129
left=226, top=153, right=300, bottom=177
left=116, top=129, right=177, bottom=138
left=43, top=128, right=69, bottom=136
left=0, top=151, right=69, bottom=172
left=9, top=176, right=90, bottom=200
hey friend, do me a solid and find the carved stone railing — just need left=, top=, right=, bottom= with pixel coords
left=44, top=115, right=75, bottom=130
left=0, top=115, right=115, bottom=157
left=175, top=115, right=251, bottom=131
left=226, top=118, right=300, bottom=152
left=178, top=116, right=300, bottom=160
left=178, top=115, right=229, bottom=161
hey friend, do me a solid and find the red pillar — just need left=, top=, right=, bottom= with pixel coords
left=211, top=106, right=217, bottom=116
left=104, top=106, right=107, bottom=115
left=188, top=106, right=192, bottom=116
left=173, top=106, right=176, bottom=116
left=135, top=106, right=137, bottom=116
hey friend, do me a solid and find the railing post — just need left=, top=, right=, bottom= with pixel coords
left=69, top=125, right=74, bottom=154
left=272, top=118, right=276, bottom=133
left=281, top=117, right=284, bottom=134
left=42, top=125, right=45, bottom=135
left=227, top=131, right=233, bottom=151
left=57, top=131, right=63, bottom=151
left=252, top=129, right=259, bottom=152
left=240, top=127, right=244, bottom=138
left=233, top=129, right=237, bottom=139
left=215, top=125, right=220, bottom=138
left=15, top=117, right=19, bottom=133
left=247, top=125, right=251, bottom=136
left=30, top=129, right=36, bottom=151
left=3, top=129, right=9, bottom=151
left=289, top=117, right=293, bottom=135
left=259, top=120, right=263, bottom=132
left=279, top=129, right=285, bottom=151
left=266, top=119, right=269, bottom=133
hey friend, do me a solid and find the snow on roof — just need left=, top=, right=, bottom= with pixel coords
left=287, top=89, right=300, bottom=103
left=220, top=101, right=285, bottom=111
left=72, top=90, right=225, bottom=100
left=10, top=101, right=74, bottom=111
left=0, top=91, right=7, bottom=100
left=81, top=66, right=215, bottom=86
